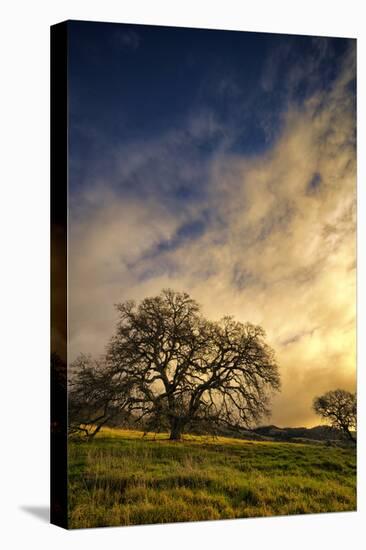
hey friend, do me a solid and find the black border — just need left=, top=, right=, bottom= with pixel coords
left=50, top=21, right=68, bottom=529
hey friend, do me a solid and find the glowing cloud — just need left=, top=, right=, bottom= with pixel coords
left=69, top=40, right=356, bottom=427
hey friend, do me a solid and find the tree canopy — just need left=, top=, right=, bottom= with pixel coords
left=70, top=289, right=281, bottom=440
left=313, top=389, right=356, bottom=444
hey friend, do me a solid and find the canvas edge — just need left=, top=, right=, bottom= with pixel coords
left=50, top=20, right=69, bottom=530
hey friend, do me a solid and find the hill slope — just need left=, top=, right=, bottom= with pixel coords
left=252, top=424, right=351, bottom=443
left=68, top=428, right=356, bottom=528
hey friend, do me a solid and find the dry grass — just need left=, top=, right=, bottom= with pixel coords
left=68, top=428, right=356, bottom=528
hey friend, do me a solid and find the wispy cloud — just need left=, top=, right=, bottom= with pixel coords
left=69, top=40, right=356, bottom=427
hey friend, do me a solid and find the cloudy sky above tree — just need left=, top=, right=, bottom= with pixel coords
left=68, top=22, right=356, bottom=427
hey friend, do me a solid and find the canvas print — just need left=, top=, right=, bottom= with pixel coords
left=51, top=20, right=356, bottom=529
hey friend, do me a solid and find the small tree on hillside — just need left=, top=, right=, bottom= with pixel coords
left=313, top=389, right=356, bottom=444
left=68, top=355, right=134, bottom=439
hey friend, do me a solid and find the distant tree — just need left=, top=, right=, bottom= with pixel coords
left=105, top=289, right=280, bottom=440
left=313, top=389, right=356, bottom=444
left=68, top=355, right=134, bottom=439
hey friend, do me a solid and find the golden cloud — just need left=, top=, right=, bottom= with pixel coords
left=69, top=45, right=356, bottom=427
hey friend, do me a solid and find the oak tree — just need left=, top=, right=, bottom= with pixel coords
left=313, top=389, right=356, bottom=444
left=68, top=355, right=133, bottom=439
left=106, top=289, right=280, bottom=440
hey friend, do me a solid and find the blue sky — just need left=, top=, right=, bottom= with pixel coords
left=68, top=22, right=350, bottom=199
left=67, top=21, right=356, bottom=426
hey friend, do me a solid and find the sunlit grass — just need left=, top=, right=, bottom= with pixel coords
left=68, top=428, right=356, bottom=528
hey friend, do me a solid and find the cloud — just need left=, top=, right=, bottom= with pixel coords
left=69, top=43, right=356, bottom=427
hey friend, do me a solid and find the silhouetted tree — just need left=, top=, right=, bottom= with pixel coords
left=313, top=389, right=356, bottom=444
left=105, top=289, right=280, bottom=440
left=68, top=355, right=134, bottom=439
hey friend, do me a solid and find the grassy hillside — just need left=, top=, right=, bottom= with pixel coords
left=68, top=428, right=356, bottom=528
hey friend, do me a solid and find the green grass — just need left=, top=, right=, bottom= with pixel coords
left=68, top=428, right=356, bottom=528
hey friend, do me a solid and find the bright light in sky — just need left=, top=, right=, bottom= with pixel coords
left=67, top=23, right=356, bottom=427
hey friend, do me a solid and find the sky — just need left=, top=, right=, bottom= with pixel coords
left=67, top=21, right=356, bottom=428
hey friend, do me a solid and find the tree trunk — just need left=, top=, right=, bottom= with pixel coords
left=344, top=427, right=356, bottom=445
left=169, top=418, right=184, bottom=441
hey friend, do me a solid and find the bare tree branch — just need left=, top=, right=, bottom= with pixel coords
left=105, top=289, right=280, bottom=440
left=313, top=389, right=356, bottom=444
